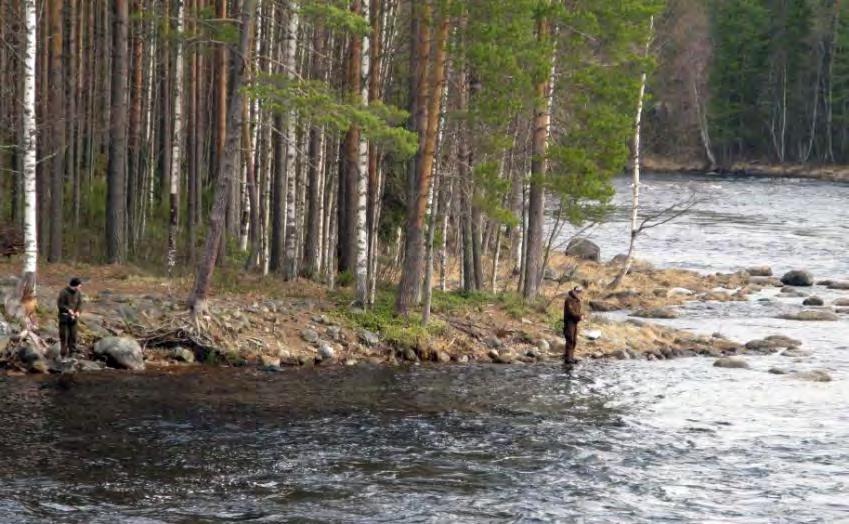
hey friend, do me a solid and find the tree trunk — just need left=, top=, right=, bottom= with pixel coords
left=522, top=11, right=553, bottom=301
left=48, top=0, right=65, bottom=262
left=168, top=0, right=185, bottom=277
left=190, top=0, right=255, bottom=314
left=610, top=15, right=653, bottom=290
left=354, top=0, right=371, bottom=305
left=282, top=3, right=301, bottom=280
left=19, top=0, right=39, bottom=323
left=396, top=2, right=450, bottom=315
left=107, top=0, right=129, bottom=263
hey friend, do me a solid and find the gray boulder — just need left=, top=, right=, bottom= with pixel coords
left=565, top=238, right=600, bottom=262
left=746, top=266, right=773, bottom=277
left=749, top=276, right=783, bottom=287
left=0, top=320, right=10, bottom=337
left=713, top=357, right=750, bottom=369
left=94, top=337, right=145, bottom=371
left=833, top=298, right=849, bottom=307
left=827, top=281, right=849, bottom=290
left=779, top=310, right=839, bottom=321
left=171, top=347, right=195, bottom=363
left=781, top=270, right=814, bottom=287
left=435, top=350, right=451, bottom=363
left=791, top=370, right=832, bottom=382
left=630, top=308, right=678, bottom=319
left=802, top=296, right=824, bottom=306
left=589, top=300, right=620, bottom=312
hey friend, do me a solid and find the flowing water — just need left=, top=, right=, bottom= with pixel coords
left=1, top=173, right=848, bottom=523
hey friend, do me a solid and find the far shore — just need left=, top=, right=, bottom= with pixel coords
left=641, top=156, right=849, bottom=183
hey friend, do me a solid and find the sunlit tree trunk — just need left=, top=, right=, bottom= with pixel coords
left=354, top=0, right=371, bottom=306
left=48, top=0, right=64, bottom=262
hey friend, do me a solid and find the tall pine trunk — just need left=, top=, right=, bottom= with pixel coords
left=190, top=0, right=255, bottom=314
left=107, top=0, right=130, bottom=263
left=48, top=0, right=64, bottom=262
left=522, top=11, right=552, bottom=301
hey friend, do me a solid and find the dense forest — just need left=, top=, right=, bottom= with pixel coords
left=0, top=0, right=844, bottom=319
left=649, top=0, right=849, bottom=165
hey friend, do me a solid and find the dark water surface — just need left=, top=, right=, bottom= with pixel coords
left=2, top=173, right=848, bottom=522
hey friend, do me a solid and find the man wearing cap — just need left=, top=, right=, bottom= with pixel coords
left=57, top=278, right=83, bottom=357
left=563, top=286, right=584, bottom=365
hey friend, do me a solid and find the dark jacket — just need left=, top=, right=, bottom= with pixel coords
left=563, top=292, right=583, bottom=323
left=57, top=287, right=82, bottom=322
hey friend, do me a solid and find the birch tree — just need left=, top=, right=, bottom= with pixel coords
left=282, top=2, right=300, bottom=280
left=168, top=0, right=185, bottom=277
left=17, top=0, right=38, bottom=328
left=354, top=0, right=371, bottom=306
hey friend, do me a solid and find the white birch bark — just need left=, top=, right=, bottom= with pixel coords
left=19, top=0, right=38, bottom=314
left=611, top=15, right=653, bottom=289
left=354, top=0, right=370, bottom=305
left=282, top=3, right=300, bottom=279
left=167, top=0, right=185, bottom=277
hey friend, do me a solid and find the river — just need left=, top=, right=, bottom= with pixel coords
left=1, top=173, right=848, bottom=522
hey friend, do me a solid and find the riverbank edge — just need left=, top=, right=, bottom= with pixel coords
left=0, top=257, right=789, bottom=376
left=642, top=156, right=849, bottom=183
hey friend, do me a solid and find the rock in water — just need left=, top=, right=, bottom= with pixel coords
left=94, top=337, right=145, bottom=371
left=779, top=311, right=839, bottom=321
left=827, top=280, right=849, bottom=290
left=792, top=370, right=832, bottom=382
left=565, top=238, right=600, bottom=262
left=435, top=350, right=451, bottom=363
left=780, top=270, right=814, bottom=287
left=630, top=308, right=679, bottom=319
left=746, top=266, right=773, bottom=277
left=713, top=357, right=750, bottom=369
left=833, top=298, right=849, bottom=307
left=802, top=296, right=824, bottom=306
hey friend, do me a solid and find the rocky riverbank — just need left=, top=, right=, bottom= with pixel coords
left=0, top=252, right=843, bottom=376
left=642, top=155, right=849, bottom=183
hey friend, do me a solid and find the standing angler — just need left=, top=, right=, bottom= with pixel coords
left=57, top=277, right=83, bottom=357
left=563, top=286, right=584, bottom=365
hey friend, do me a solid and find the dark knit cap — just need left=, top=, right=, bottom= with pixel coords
left=69, top=277, right=82, bottom=287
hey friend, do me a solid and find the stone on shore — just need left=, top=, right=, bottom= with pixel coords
left=589, top=300, right=620, bottom=312
left=781, top=270, right=814, bottom=287
left=359, top=330, right=380, bottom=347
left=584, top=329, right=602, bottom=340
left=93, top=337, right=145, bottom=371
left=746, top=266, right=773, bottom=277
left=318, top=343, right=336, bottom=361
left=749, top=276, right=783, bottom=286
left=171, top=347, right=195, bottom=363
left=713, top=357, right=750, bottom=369
left=300, top=329, right=319, bottom=344
left=565, top=238, right=600, bottom=262
left=779, top=310, right=839, bottom=321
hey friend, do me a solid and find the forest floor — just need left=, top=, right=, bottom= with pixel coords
left=643, top=155, right=849, bottom=182
left=0, top=252, right=777, bottom=375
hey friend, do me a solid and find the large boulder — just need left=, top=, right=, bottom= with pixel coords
left=781, top=270, right=814, bottom=287
left=565, top=238, right=600, bottom=262
left=94, top=336, right=145, bottom=371
left=745, top=335, right=801, bottom=354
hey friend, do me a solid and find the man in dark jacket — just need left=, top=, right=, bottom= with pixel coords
left=57, top=277, right=83, bottom=357
left=563, top=286, right=584, bottom=365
